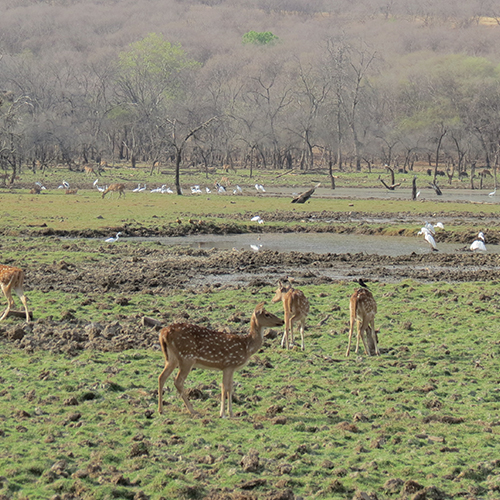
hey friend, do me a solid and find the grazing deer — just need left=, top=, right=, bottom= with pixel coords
left=272, top=281, right=309, bottom=350
left=158, top=303, right=284, bottom=418
left=0, top=265, right=30, bottom=322
left=101, top=183, right=125, bottom=199
left=346, top=285, right=378, bottom=357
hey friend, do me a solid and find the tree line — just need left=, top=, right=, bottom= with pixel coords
left=1, top=0, right=500, bottom=190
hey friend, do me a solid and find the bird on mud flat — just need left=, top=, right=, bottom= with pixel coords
left=105, top=232, right=122, bottom=243
left=418, top=227, right=438, bottom=252
left=251, top=215, right=264, bottom=224
left=470, top=232, right=487, bottom=252
left=250, top=244, right=263, bottom=252
left=255, top=183, right=266, bottom=193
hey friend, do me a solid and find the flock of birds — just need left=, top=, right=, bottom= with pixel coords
left=39, top=178, right=487, bottom=254
left=104, top=217, right=491, bottom=254
left=124, top=182, right=265, bottom=196
left=417, top=221, right=487, bottom=253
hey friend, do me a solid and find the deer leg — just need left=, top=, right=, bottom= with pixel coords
left=369, top=319, right=380, bottom=355
left=281, top=312, right=290, bottom=349
left=289, top=319, right=295, bottom=347
left=346, top=316, right=356, bottom=357
left=0, top=288, right=13, bottom=322
left=14, top=287, right=29, bottom=323
left=221, top=369, right=235, bottom=418
left=158, top=356, right=179, bottom=414
left=173, top=360, right=198, bottom=415
left=358, top=318, right=371, bottom=355
left=299, top=320, right=305, bottom=351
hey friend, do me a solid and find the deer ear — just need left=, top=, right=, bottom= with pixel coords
left=255, top=302, right=266, bottom=312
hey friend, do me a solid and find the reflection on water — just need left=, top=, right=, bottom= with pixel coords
left=143, top=233, right=497, bottom=256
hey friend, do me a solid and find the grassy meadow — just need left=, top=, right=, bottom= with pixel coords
left=1, top=165, right=500, bottom=499
left=1, top=281, right=500, bottom=499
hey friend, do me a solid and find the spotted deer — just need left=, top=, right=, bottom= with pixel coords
left=0, top=265, right=30, bottom=322
left=272, top=281, right=310, bottom=350
left=346, top=286, right=379, bottom=357
left=83, top=165, right=96, bottom=176
left=101, top=183, right=125, bottom=199
left=158, top=303, right=284, bottom=418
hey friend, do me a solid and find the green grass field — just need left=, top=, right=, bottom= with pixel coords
left=1, top=280, right=500, bottom=499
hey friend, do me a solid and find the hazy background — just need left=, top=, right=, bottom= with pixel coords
left=1, top=0, right=500, bottom=178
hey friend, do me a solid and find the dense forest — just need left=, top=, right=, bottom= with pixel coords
left=2, top=0, right=500, bottom=184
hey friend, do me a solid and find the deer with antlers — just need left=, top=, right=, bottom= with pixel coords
left=346, top=280, right=379, bottom=357
left=272, top=280, right=310, bottom=350
left=0, top=265, right=30, bottom=322
left=101, top=183, right=125, bottom=199
left=158, top=303, right=283, bottom=418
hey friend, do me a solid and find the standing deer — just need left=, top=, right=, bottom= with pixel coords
left=0, top=265, right=30, bottom=322
left=101, top=183, right=125, bottom=199
left=272, top=281, right=309, bottom=350
left=83, top=165, right=96, bottom=176
left=346, top=282, right=378, bottom=357
left=158, top=303, right=284, bottom=418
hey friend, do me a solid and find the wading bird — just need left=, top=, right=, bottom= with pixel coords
left=470, top=232, right=487, bottom=252
left=105, top=232, right=122, bottom=243
left=418, top=227, right=438, bottom=251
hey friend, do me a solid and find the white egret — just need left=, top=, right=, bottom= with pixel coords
left=250, top=244, right=262, bottom=252
left=191, top=185, right=202, bottom=194
left=255, top=183, right=266, bottom=192
left=165, top=187, right=174, bottom=194
left=93, top=179, right=99, bottom=187
left=251, top=215, right=264, bottom=224
left=489, top=188, right=497, bottom=197
left=425, top=221, right=444, bottom=234
left=206, top=187, right=211, bottom=194
left=418, top=227, right=438, bottom=251
left=424, top=221, right=435, bottom=234
left=132, top=184, right=141, bottom=192
left=233, top=185, right=243, bottom=194
left=105, top=232, right=122, bottom=243
left=138, top=184, right=146, bottom=192
left=470, top=232, right=487, bottom=252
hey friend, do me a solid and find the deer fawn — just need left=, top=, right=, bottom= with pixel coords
left=346, top=285, right=379, bottom=357
left=0, top=265, right=30, bottom=322
left=101, top=183, right=125, bottom=199
left=272, top=281, right=309, bottom=350
left=158, top=303, right=284, bottom=418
